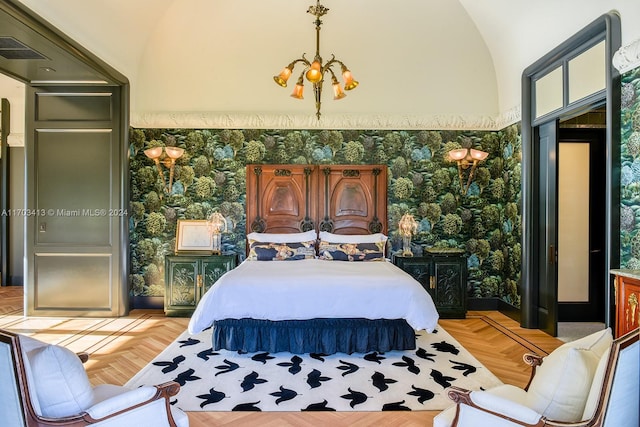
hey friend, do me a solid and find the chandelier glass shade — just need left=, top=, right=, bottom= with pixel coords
left=273, top=1, right=358, bottom=119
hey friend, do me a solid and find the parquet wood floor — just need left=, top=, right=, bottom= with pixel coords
left=0, top=286, right=563, bottom=426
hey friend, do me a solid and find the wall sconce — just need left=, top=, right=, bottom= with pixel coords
left=207, top=212, right=228, bottom=254
left=143, top=146, right=185, bottom=194
left=398, top=213, right=418, bottom=257
left=448, top=148, right=489, bottom=195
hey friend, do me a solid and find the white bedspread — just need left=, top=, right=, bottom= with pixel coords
left=188, top=259, right=439, bottom=334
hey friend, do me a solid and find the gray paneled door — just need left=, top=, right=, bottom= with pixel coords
left=25, top=86, right=127, bottom=316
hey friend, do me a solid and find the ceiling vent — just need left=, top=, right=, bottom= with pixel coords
left=0, top=36, right=47, bottom=60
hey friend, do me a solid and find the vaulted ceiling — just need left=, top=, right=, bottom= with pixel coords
left=2, top=0, right=640, bottom=132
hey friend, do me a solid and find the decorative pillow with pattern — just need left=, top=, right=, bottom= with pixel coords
left=247, top=240, right=316, bottom=261
left=318, top=240, right=385, bottom=261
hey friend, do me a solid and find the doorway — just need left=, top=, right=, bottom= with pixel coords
left=0, top=1, right=131, bottom=315
left=532, top=113, right=608, bottom=337
left=557, top=115, right=606, bottom=323
left=521, top=12, right=621, bottom=335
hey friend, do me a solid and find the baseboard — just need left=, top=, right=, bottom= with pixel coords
left=8, top=275, right=23, bottom=286
left=467, top=297, right=500, bottom=310
left=498, top=299, right=521, bottom=323
left=558, top=302, right=603, bottom=322
left=468, top=297, right=521, bottom=323
left=130, top=296, right=163, bottom=310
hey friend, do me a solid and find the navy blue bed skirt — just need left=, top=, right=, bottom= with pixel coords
left=211, top=318, right=417, bottom=354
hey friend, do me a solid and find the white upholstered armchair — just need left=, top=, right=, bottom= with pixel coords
left=0, top=329, right=189, bottom=427
left=434, top=328, right=639, bottom=427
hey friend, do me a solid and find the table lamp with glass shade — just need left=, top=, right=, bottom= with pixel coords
left=398, top=213, right=418, bottom=257
left=207, top=212, right=228, bottom=254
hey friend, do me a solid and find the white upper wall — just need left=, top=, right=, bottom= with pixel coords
left=460, top=0, right=640, bottom=121
left=134, top=0, right=497, bottom=125
left=4, top=0, right=640, bottom=133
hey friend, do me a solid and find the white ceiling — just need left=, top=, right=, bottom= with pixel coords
left=3, top=0, right=640, bottom=135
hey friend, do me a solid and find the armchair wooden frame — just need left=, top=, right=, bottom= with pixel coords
left=445, top=328, right=639, bottom=427
left=0, top=329, right=182, bottom=427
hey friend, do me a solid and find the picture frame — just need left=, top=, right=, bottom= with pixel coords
left=175, top=220, right=213, bottom=253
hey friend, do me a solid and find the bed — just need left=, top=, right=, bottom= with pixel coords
left=187, top=164, right=440, bottom=354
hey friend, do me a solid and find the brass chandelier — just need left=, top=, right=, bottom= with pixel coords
left=273, top=0, right=358, bottom=119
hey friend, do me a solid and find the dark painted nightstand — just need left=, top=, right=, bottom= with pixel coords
left=393, top=248, right=467, bottom=318
left=164, top=254, right=237, bottom=317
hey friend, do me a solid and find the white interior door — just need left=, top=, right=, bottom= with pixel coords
left=558, top=142, right=590, bottom=302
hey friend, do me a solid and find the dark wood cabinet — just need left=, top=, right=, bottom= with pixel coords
left=164, top=254, right=236, bottom=317
left=393, top=248, right=467, bottom=319
left=612, top=271, right=640, bottom=338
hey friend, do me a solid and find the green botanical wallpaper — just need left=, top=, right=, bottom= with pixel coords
left=620, top=67, right=640, bottom=267
left=129, top=126, right=522, bottom=306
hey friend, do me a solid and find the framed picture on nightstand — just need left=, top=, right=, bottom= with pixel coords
left=175, top=220, right=213, bottom=253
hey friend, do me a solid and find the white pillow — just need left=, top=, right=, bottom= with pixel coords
left=318, top=231, right=388, bottom=244
left=526, top=347, right=599, bottom=422
left=18, top=335, right=50, bottom=416
left=581, top=346, right=611, bottom=420
left=246, top=230, right=317, bottom=243
left=527, top=328, right=613, bottom=422
left=27, top=344, right=94, bottom=418
left=557, top=328, right=612, bottom=359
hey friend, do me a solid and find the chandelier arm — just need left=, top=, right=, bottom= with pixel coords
left=323, top=54, right=338, bottom=71
left=291, top=57, right=311, bottom=70
left=332, top=59, right=347, bottom=69
left=325, top=56, right=344, bottom=69
left=298, top=55, right=314, bottom=78
left=333, top=59, right=354, bottom=78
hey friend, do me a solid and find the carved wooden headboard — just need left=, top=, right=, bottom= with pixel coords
left=246, top=164, right=387, bottom=235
